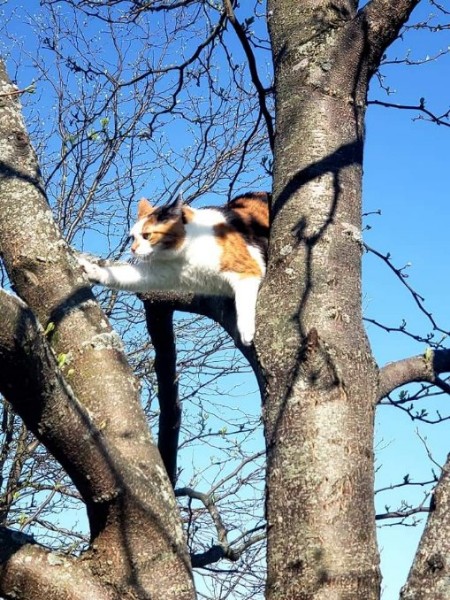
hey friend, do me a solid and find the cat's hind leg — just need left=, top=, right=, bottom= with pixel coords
left=231, top=276, right=261, bottom=346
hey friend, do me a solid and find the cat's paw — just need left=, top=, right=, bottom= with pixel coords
left=78, top=256, right=106, bottom=284
left=238, top=325, right=255, bottom=347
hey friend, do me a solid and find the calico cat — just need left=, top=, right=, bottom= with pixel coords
left=78, top=191, right=270, bottom=345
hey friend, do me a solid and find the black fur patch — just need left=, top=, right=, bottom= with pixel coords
left=221, top=192, right=270, bottom=260
left=152, top=204, right=181, bottom=223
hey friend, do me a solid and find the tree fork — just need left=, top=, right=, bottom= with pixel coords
left=0, top=60, right=195, bottom=600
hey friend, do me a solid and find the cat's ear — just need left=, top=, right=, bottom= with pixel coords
left=167, top=192, right=183, bottom=217
left=167, top=193, right=184, bottom=217
left=137, top=197, right=154, bottom=220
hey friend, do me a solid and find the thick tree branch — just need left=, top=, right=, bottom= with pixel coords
left=0, top=60, right=194, bottom=599
left=378, top=349, right=450, bottom=400
left=361, top=0, right=421, bottom=74
left=0, top=290, right=119, bottom=509
left=0, top=527, right=113, bottom=600
left=401, top=455, right=450, bottom=599
left=142, top=292, right=263, bottom=392
left=144, top=301, right=180, bottom=487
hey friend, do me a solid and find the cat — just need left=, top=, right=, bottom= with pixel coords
left=78, top=191, right=270, bottom=346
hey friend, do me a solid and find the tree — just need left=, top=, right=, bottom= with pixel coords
left=0, top=1, right=449, bottom=599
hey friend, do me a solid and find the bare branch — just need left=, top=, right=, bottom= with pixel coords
left=378, top=349, right=450, bottom=400
left=368, top=99, right=450, bottom=127
left=364, top=242, right=450, bottom=341
left=0, top=423, right=29, bottom=523
left=43, top=0, right=199, bottom=20
left=144, top=301, right=180, bottom=487
left=191, top=530, right=266, bottom=569
left=223, top=0, right=274, bottom=152
left=176, top=479, right=265, bottom=568
left=376, top=476, right=438, bottom=496
left=363, top=316, right=436, bottom=347
left=376, top=506, right=430, bottom=522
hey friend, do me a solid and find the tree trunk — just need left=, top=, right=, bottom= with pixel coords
left=0, top=61, right=195, bottom=600
left=257, top=2, right=380, bottom=598
left=400, top=454, right=450, bottom=599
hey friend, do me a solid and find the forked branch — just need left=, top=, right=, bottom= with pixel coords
left=361, top=0, right=422, bottom=73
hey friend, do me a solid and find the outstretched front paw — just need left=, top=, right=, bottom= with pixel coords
left=78, top=256, right=106, bottom=284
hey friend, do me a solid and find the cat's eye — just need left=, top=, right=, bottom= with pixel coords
left=142, top=232, right=152, bottom=240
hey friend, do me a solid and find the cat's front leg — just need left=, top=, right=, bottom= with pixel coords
left=78, top=255, right=148, bottom=291
left=232, top=276, right=261, bottom=346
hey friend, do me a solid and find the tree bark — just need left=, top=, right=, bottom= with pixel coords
left=0, top=0, right=436, bottom=597
left=257, top=1, right=422, bottom=598
left=0, top=61, right=195, bottom=599
left=400, top=454, right=450, bottom=599
left=0, top=527, right=113, bottom=600
left=378, top=349, right=450, bottom=399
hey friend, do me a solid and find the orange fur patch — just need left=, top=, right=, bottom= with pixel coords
left=140, top=216, right=185, bottom=250
left=181, top=206, right=195, bottom=223
left=214, top=223, right=262, bottom=277
left=137, top=198, right=154, bottom=220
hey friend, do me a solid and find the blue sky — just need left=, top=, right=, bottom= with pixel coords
left=1, top=1, right=449, bottom=598
left=363, top=3, right=450, bottom=596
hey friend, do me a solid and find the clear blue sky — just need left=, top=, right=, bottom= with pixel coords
left=364, top=3, right=450, bottom=596
left=1, top=1, right=449, bottom=598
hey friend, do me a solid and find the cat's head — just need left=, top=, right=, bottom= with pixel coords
left=129, top=194, right=188, bottom=259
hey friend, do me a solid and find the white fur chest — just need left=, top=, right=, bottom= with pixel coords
left=179, top=209, right=231, bottom=295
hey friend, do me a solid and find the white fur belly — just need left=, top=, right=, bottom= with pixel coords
left=178, top=266, right=232, bottom=296
left=139, top=257, right=232, bottom=296
left=180, top=219, right=232, bottom=295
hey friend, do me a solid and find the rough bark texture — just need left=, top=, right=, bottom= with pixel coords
left=256, top=1, right=422, bottom=599
left=0, top=0, right=440, bottom=597
left=400, top=455, right=450, bottom=600
left=0, top=528, right=113, bottom=600
left=0, top=62, right=195, bottom=599
left=378, top=349, right=450, bottom=400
